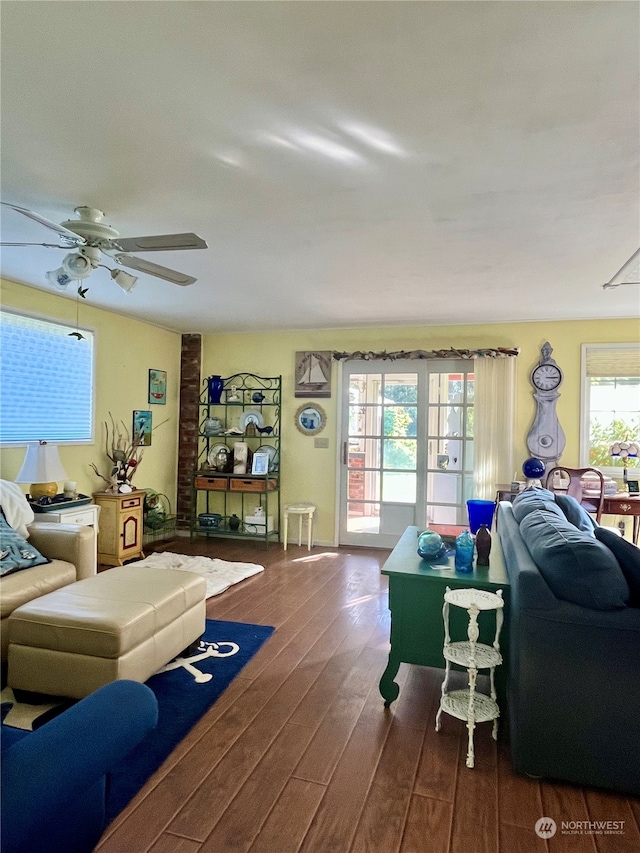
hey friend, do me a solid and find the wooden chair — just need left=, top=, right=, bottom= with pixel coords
left=544, top=466, right=605, bottom=523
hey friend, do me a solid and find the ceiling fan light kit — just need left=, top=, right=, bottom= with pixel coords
left=110, top=269, right=138, bottom=292
left=1, top=202, right=207, bottom=295
left=45, top=267, right=74, bottom=290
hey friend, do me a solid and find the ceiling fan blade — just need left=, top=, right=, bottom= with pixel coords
left=114, top=253, right=196, bottom=286
left=1, top=202, right=86, bottom=245
left=108, top=232, right=207, bottom=253
left=0, top=241, right=68, bottom=248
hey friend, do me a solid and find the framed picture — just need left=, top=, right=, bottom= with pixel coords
left=627, top=480, right=639, bottom=494
left=251, top=451, right=270, bottom=476
left=294, top=351, right=332, bottom=398
left=133, top=410, right=152, bottom=446
left=295, top=403, right=326, bottom=436
left=148, top=369, right=167, bottom=405
left=233, top=442, right=248, bottom=475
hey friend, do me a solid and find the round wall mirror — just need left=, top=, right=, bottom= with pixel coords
left=295, top=403, right=326, bottom=436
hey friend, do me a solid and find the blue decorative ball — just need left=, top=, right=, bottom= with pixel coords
left=522, top=457, right=545, bottom=479
left=417, top=530, right=447, bottom=560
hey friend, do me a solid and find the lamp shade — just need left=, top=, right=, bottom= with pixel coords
left=15, top=441, right=68, bottom=498
left=609, top=441, right=640, bottom=459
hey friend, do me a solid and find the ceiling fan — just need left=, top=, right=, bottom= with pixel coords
left=0, top=202, right=208, bottom=292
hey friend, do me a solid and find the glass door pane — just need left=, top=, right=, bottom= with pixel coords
left=340, top=360, right=474, bottom=547
left=424, top=366, right=474, bottom=529
left=344, top=368, right=419, bottom=543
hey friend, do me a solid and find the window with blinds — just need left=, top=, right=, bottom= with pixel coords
left=581, top=343, right=640, bottom=473
left=0, top=310, right=94, bottom=444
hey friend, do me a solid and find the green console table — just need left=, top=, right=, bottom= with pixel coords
left=379, top=525, right=510, bottom=707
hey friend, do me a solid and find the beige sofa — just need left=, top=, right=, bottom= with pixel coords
left=1, top=522, right=96, bottom=661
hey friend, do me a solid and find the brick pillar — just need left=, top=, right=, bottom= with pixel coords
left=177, top=334, right=202, bottom=529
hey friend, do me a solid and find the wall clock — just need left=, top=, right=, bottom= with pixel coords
left=526, top=341, right=566, bottom=471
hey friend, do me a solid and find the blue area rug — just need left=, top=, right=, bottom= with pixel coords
left=105, top=618, right=274, bottom=822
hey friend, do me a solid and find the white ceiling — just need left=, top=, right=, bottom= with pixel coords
left=1, top=1, right=638, bottom=334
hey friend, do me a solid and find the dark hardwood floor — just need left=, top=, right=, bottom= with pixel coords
left=96, top=537, right=640, bottom=853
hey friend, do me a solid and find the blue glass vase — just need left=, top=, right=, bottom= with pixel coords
left=522, top=457, right=545, bottom=480
left=417, top=530, right=446, bottom=560
left=207, top=375, right=224, bottom=404
left=455, top=530, right=475, bottom=573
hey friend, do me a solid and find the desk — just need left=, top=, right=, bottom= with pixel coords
left=602, top=494, right=640, bottom=544
left=379, top=525, right=509, bottom=707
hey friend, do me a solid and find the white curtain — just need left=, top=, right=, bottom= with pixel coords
left=473, top=357, right=516, bottom=499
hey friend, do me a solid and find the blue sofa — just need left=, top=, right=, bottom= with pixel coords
left=1, top=679, right=158, bottom=853
left=497, top=490, right=640, bottom=795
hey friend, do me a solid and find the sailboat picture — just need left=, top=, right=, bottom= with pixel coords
left=295, top=351, right=332, bottom=398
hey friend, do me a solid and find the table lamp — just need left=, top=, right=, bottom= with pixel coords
left=15, top=441, right=68, bottom=500
left=609, top=440, right=640, bottom=485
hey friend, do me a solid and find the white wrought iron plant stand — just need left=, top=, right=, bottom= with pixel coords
left=435, top=586, right=504, bottom=768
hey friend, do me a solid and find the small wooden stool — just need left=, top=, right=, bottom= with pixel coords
left=283, top=504, right=316, bottom=551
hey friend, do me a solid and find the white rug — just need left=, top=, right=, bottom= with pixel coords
left=129, top=552, right=264, bottom=598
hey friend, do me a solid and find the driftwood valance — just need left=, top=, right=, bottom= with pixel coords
left=332, top=347, right=519, bottom=362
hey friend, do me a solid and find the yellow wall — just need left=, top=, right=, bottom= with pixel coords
left=2, top=277, right=635, bottom=544
left=202, top=319, right=638, bottom=543
left=0, top=280, right=182, bottom=507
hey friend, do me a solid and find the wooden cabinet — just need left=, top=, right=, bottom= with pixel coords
left=93, top=491, right=145, bottom=567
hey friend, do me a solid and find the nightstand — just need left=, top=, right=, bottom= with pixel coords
left=93, top=491, right=145, bottom=567
left=33, top=503, right=100, bottom=529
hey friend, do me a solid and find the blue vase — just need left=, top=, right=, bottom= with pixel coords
left=455, top=530, right=475, bottom=573
left=417, top=530, right=446, bottom=560
left=207, top=375, right=224, bottom=404
left=522, top=457, right=546, bottom=480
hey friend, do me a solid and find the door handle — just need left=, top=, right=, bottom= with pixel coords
left=342, top=441, right=348, bottom=466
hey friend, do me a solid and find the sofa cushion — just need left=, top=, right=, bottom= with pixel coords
left=553, top=493, right=597, bottom=534
left=519, top=509, right=630, bottom=610
left=0, top=560, right=77, bottom=619
left=595, top=527, right=640, bottom=607
left=0, top=512, right=49, bottom=577
left=512, top=487, right=566, bottom=524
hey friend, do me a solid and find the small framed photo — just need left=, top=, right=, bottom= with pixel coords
left=133, top=410, right=152, bottom=446
left=627, top=480, right=639, bottom=494
left=148, top=369, right=167, bottom=405
left=251, top=451, right=270, bottom=476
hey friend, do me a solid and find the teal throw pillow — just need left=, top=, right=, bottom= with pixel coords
left=553, top=493, right=597, bottom=535
left=595, top=528, right=640, bottom=607
left=0, top=511, right=49, bottom=577
left=512, top=487, right=565, bottom=524
left=519, top=509, right=629, bottom=611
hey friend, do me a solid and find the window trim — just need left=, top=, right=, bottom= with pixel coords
left=0, top=306, right=97, bottom=447
left=580, top=342, right=640, bottom=477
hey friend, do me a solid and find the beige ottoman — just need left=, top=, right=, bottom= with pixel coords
left=7, top=566, right=207, bottom=699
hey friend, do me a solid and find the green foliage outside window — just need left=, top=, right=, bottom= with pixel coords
left=383, top=406, right=416, bottom=468
left=590, top=416, right=640, bottom=468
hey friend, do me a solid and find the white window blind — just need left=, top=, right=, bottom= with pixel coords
left=0, top=310, right=94, bottom=443
left=585, top=345, right=640, bottom=377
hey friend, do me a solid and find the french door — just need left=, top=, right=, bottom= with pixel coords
left=338, top=359, right=475, bottom=548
